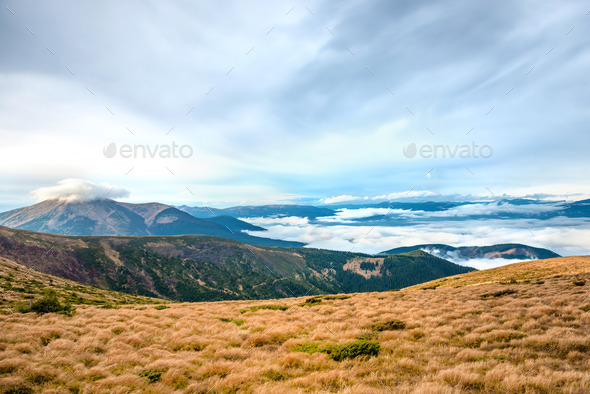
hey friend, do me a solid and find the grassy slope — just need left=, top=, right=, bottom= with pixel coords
left=407, top=255, right=590, bottom=289
left=0, top=256, right=588, bottom=392
left=0, top=256, right=165, bottom=311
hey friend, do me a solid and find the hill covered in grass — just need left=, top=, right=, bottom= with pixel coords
left=0, top=256, right=588, bottom=392
left=0, top=256, right=165, bottom=312
left=0, top=226, right=473, bottom=302
left=408, top=255, right=590, bottom=290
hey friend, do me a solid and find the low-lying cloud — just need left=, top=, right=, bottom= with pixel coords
left=32, top=178, right=130, bottom=202
left=243, top=216, right=590, bottom=268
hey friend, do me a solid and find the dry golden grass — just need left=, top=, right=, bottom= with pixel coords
left=0, top=257, right=589, bottom=393
left=409, top=255, right=590, bottom=289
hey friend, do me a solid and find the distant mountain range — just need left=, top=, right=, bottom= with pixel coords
left=0, top=226, right=474, bottom=301
left=178, top=198, right=590, bottom=223
left=380, top=243, right=560, bottom=261
left=0, top=199, right=302, bottom=247
left=179, top=204, right=335, bottom=219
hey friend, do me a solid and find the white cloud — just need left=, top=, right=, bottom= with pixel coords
left=324, top=195, right=362, bottom=204
left=317, top=208, right=392, bottom=223
left=243, top=216, right=590, bottom=266
left=372, top=190, right=438, bottom=200
left=32, top=179, right=130, bottom=202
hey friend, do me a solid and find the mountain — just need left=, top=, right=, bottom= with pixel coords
left=380, top=243, right=560, bottom=261
left=179, top=204, right=336, bottom=219
left=0, top=226, right=473, bottom=302
left=560, top=198, right=590, bottom=217
left=204, top=215, right=266, bottom=232
left=0, top=199, right=303, bottom=247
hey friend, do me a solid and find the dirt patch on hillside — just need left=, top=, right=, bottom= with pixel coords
left=343, top=257, right=385, bottom=279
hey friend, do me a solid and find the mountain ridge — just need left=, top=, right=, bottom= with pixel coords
left=0, top=199, right=303, bottom=248
left=380, top=243, right=560, bottom=261
left=0, top=225, right=473, bottom=302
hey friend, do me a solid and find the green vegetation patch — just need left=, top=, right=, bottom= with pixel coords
left=40, top=332, right=61, bottom=346
left=240, top=304, right=289, bottom=313
left=261, top=369, right=289, bottom=381
left=366, top=319, right=406, bottom=331
left=290, top=340, right=380, bottom=361
left=138, top=369, right=164, bottom=383
left=218, top=317, right=245, bottom=326
left=300, top=294, right=351, bottom=306
left=20, top=289, right=76, bottom=316
left=154, top=305, right=170, bottom=310
left=480, top=289, right=517, bottom=299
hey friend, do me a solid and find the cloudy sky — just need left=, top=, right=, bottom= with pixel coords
left=1, top=0, right=590, bottom=211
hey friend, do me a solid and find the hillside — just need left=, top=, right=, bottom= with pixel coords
left=0, top=199, right=303, bottom=248
left=408, top=255, right=590, bottom=290
left=0, top=256, right=164, bottom=311
left=0, top=257, right=588, bottom=392
left=0, top=226, right=472, bottom=302
left=381, top=243, right=560, bottom=261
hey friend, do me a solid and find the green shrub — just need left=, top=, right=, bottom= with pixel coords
left=480, top=289, right=517, bottom=299
left=29, top=289, right=76, bottom=316
left=100, top=304, right=120, bottom=309
left=240, top=304, right=288, bottom=313
left=27, top=372, right=55, bottom=385
left=218, top=317, right=245, bottom=326
left=322, top=295, right=351, bottom=301
left=367, top=320, right=406, bottom=331
left=261, top=369, right=288, bottom=381
left=154, top=305, right=170, bottom=310
left=580, top=305, right=590, bottom=312
left=138, top=369, right=163, bottom=383
left=40, top=332, right=60, bottom=346
left=5, top=387, right=34, bottom=394
left=290, top=340, right=380, bottom=361
left=325, top=340, right=380, bottom=361
left=303, top=296, right=323, bottom=305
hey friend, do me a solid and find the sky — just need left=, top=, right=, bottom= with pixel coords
left=1, top=0, right=590, bottom=211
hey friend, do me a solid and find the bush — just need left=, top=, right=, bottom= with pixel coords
left=325, top=340, right=380, bottom=361
left=138, top=369, right=163, bottom=383
left=480, top=289, right=517, bottom=299
left=573, top=279, right=586, bottom=286
left=290, top=340, right=380, bottom=361
left=240, top=304, right=288, bottom=313
left=40, top=332, right=60, bottom=346
left=367, top=320, right=406, bottom=331
left=154, top=305, right=170, bottom=310
left=5, top=387, right=34, bottom=394
left=218, top=317, right=245, bottom=326
left=29, top=290, right=76, bottom=316
left=261, top=369, right=288, bottom=381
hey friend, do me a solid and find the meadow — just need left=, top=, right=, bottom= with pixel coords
left=1, top=256, right=589, bottom=393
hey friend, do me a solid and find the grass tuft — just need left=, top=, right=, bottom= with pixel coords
left=240, top=304, right=288, bottom=313
left=367, top=319, right=406, bottom=331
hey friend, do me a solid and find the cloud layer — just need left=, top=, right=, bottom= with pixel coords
left=32, top=179, right=129, bottom=202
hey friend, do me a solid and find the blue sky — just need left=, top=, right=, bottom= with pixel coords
left=1, top=0, right=590, bottom=211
